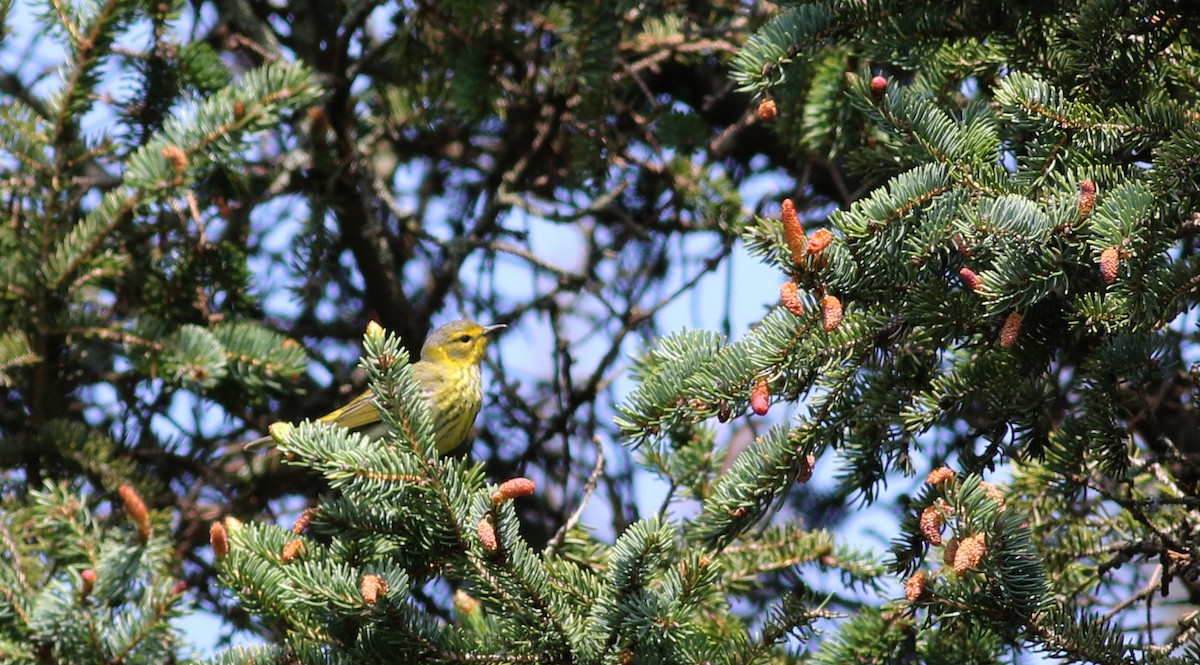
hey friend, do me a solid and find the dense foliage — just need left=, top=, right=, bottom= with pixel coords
left=2, top=0, right=1199, bottom=663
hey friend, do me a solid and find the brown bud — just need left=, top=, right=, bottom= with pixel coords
left=232, top=100, right=246, bottom=119
left=492, top=477, right=536, bottom=504
left=1099, top=247, right=1120, bottom=284
left=717, top=400, right=731, bottom=423
left=307, top=106, right=328, bottom=134
left=280, top=539, right=306, bottom=563
left=190, top=365, right=209, bottom=383
left=750, top=377, right=770, bottom=416
left=293, top=508, right=316, bottom=534
left=209, top=521, right=228, bottom=559
left=919, top=505, right=945, bottom=546
left=925, top=467, right=954, bottom=486
left=1000, top=312, right=1022, bottom=349
left=454, top=589, right=480, bottom=615
left=80, top=569, right=96, bottom=598
left=170, top=579, right=187, bottom=596
left=821, top=295, right=843, bottom=331
left=942, top=537, right=958, bottom=567
left=478, top=516, right=498, bottom=552
left=798, top=453, right=816, bottom=483
left=118, top=483, right=150, bottom=539
left=780, top=281, right=804, bottom=316
left=952, top=234, right=972, bottom=258
left=161, top=145, right=187, bottom=174
left=1078, top=179, right=1096, bottom=217
left=980, top=481, right=1006, bottom=509
left=904, top=571, right=928, bottom=602
left=958, top=267, right=982, bottom=294
left=953, top=533, right=988, bottom=575
left=730, top=506, right=748, bottom=519
left=756, top=98, right=778, bottom=122
left=781, top=199, right=806, bottom=263
left=807, top=229, right=833, bottom=255
left=361, top=574, right=388, bottom=605
left=870, top=75, right=888, bottom=99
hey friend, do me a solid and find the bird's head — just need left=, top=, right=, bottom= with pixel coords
left=420, top=320, right=504, bottom=367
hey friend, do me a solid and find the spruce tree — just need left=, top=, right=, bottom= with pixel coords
left=208, top=3, right=1200, bottom=664
left=0, top=0, right=770, bottom=632
left=5, top=0, right=1200, bottom=663
left=0, top=482, right=190, bottom=662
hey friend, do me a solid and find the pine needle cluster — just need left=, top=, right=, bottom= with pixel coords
left=0, top=482, right=188, bottom=663
left=616, top=1, right=1200, bottom=661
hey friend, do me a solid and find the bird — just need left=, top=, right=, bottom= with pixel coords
left=247, top=319, right=504, bottom=454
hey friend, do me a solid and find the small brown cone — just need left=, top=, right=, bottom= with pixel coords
left=118, top=484, right=151, bottom=539
left=478, top=516, right=499, bottom=552
left=1078, top=179, right=1096, bottom=217
left=493, top=478, right=536, bottom=504
left=280, top=539, right=306, bottom=563
left=1099, top=247, right=1120, bottom=284
left=821, top=295, right=843, bottom=331
left=870, top=75, right=888, bottom=99
left=1000, top=312, right=1022, bottom=349
left=953, top=533, right=988, bottom=575
left=307, top=106, right=329, bottom=134
left=904, top=571, right=928, bottom=602
left=807, top=229, right=833, bottom=255
left=454, top=589, right=480, bottom=616
left=780, top=281, right=804, bottom=316
left=781, top=199, right=806, bottom=263
left=798, top=453, right=816, bottom=483
left=161, top=145, right=188, bottom=174
left=171, top=579, right=187, bottom=596
left=361, top=574, right=388, bottom=605
left=756, top=98, right=778, bottom=122
left=750, top=377, right=770, bottom=416
left=925, top=467, right=954, bottom=486
left=958, top=267, right=982, bottom=294
left=919, top=505, right=945, bottom=546
left=952, top=234, right=973, bottom=258
left=293, top=508, right=316, bottom=534
left=209, top=521, right=228, bottom=559
left=980, top=481, right=1006, bottom=509
left=942, top=537, right=958, bottom=567
left=80, top=569, right=96, bottom=598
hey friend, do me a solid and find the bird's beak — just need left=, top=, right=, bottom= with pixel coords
left=482, top=324, right=506, bottom=335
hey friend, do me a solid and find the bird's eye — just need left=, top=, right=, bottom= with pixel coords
left=458, top=334, right=471, bottom=343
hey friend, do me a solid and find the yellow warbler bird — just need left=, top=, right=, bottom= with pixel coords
left=250, top=319, right=503, bottom=454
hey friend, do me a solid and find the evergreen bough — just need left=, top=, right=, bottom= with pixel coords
left=4, top=1, right=1200, bottom=664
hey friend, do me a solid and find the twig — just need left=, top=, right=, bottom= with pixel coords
left=544, top=437, right=605, bottom=558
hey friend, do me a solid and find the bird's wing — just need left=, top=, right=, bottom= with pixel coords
left=318, top=389, right=380, bottom=429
